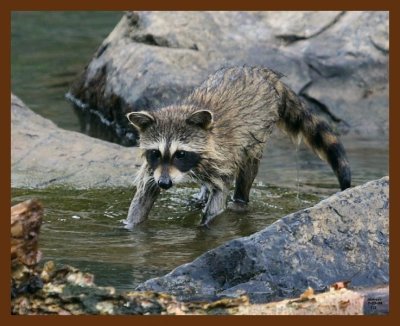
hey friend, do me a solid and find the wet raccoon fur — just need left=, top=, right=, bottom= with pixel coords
left=124, top=66, right=351, bottom=229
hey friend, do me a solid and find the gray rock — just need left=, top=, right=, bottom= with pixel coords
left=11, top=93, right=140, bottom=189
left=292, top=11, right=389, bottom=136
left=136, top=177, right=389, bottom=303
left=68, top=11, right=388, bottom=144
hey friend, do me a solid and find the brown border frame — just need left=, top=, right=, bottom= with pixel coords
left=3, top=1, right=398, bottom=325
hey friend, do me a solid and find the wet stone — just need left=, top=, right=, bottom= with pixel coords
left=69, top=11, right=388, bottom=144
left=137, top=177, right=389, bottom=303
left=11, top=94, right=140, bottom=189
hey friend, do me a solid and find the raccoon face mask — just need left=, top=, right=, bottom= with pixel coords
left=127, top=109, right=213, bottom=189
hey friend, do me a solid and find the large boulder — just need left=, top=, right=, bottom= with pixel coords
left=68, top=11, right=388, bottom=145
left=137, top=177, right=389, bottom=303
left=11, top=93, right=140, bottom=188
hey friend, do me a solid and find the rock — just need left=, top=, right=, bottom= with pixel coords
left=136, top=177, right=389, bottom=303
left=11, top=93, right=140, bottom=189
left=68, top=11, right=388, bottom=145
left=11, top=258, right=180, bottom=315
left=11, top=199, right=43, bottom=267
left=13, top=257, right=387, bottom=315
left=292, top=11, right=389, bottom=136
left=232, top=285, right=389, bottom=315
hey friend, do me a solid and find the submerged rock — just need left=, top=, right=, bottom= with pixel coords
left=137, top=177, right=389, bottom=303
left=69, top=11, right=388, bottom=144
left=11, top=93, right=140, bottom=188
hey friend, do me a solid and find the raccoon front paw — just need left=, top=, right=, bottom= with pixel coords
left=122, top=215, right=144, bottom=229
left=122, top=218, right=135, bottom=230
left=227, top=200, right=249, bottom=212
left=199, top=209, right=224, bottom=227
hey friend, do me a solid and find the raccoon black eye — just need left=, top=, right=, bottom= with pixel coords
left=149, top=149, right=161, bottom=159
left=175, top=151, right=186, bottom=159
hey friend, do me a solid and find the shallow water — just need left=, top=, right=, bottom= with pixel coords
left=11, top=185, right=323, bottom=291
left=10, top=132, right=388, bottom=291
left=11, top=12, right=389, bottom=292
left=11, top=11, right=123, bottom=131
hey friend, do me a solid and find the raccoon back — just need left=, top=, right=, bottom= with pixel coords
left=185, top=65, right=351, bottom=190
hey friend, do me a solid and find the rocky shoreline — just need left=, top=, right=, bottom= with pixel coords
left=11, top=192, right=389, bottom=315
left=11, top=94, right=140, bottom=189
left=137, top=177, right=389, bottom=303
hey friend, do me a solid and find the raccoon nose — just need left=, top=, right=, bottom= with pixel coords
left=158, top=177, right=173, bottom=190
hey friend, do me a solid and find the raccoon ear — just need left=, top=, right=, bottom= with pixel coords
left=186, top=110, right=213, bottom=130
left=126, top=111, right=155, bottom=131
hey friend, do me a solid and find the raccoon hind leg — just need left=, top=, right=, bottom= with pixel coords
left=228, top=157, right=260, bottom=212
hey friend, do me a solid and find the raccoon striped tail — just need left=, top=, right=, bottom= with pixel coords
left=277, top=89, right=351, bottom=191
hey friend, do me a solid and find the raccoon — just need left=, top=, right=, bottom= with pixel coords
left=124, top=66, right=351, bottom=229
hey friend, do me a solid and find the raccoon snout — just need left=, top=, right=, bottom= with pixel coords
left=158, top=176, right=173, bottom=190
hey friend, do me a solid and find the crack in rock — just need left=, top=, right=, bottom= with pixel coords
left=298, top=81, right=349, bottom=129
left=369, top=36, right=389, bottom=55
left=300, top=93, right=343, bottom=124
left=131, top=33, right=199, bottom=51
left=34, top=170, right=80, bottom=188
left=276, top=11, right=346, bottom=45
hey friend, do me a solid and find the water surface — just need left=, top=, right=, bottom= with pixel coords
left=11, top=11, right=123, bottom=131
left=11, top=185, right=323, bottom=291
